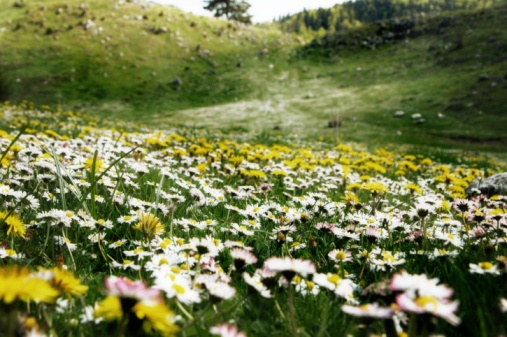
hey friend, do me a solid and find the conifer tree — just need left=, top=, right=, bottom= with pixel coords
left=204, top=0, right=252, bottom=24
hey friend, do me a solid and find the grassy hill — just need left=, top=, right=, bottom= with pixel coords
left=0, top=0, right=506, bottom=153
left=0, top=0, right=294, bottom=111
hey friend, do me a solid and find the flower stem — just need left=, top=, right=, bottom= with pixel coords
left=287, top=286, right=299, bottom=337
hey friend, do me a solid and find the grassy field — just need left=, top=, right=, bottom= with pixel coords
left=0, top=102, right=507, bottom=337
left=0, top=3, right=507, bottom=335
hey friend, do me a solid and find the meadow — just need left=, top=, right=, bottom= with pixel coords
left=1, top=1, right=507, bottom=336
left=0, top=102, right=506, bottom=337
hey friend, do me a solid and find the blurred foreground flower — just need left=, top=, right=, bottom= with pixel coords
left=94, top=276, right=179, bottom=337
left=210, top=323, right=247, bottom=337
left=390, top=270, right=460, bottom=326
left=341, top=302, right=394, bottom=319
left=0, top=266, right=59, bottom=304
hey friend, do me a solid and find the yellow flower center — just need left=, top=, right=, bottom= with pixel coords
left=479, top=262, right=494, bottom=270
left=172, top=284, right=186, bottom=294
left=415, top=296, right=438, bottom=310
left=327, top=274, right=341, bottom=285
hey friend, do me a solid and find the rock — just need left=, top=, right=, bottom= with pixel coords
left=393, top=111, right=405, bottom=117
left=258, top=48, right=268, bottom=58
left=149, top=26, right=168, bottom=34
left=328, top=120, right=341, bottom=128
left=171, top=77, right=182, bottom=86
left=83, top=19, right=94, bottom=31
left=466, top=173, right=507, bottom=196
left=478, top=74, right=489, bottom=82
left=199, top=49, right=212, bottom=58
left=411, top=113, right=422, bottom=119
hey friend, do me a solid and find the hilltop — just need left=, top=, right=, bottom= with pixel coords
left=276, top=0, right=498, bottom=33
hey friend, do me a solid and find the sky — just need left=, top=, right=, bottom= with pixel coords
left=151, top=0, right=343, bottom=23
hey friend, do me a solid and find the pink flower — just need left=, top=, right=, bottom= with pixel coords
left=396, top=293, right=461, bottom=326
left=230, top=248, right=258, bottom=270
left=210, top=324, right=247, bottom=337
left=389, top=270, right=460, bottom=326
left=264, top=257, right=316, bottom=281
left=105, top=276, right=160, bottom=301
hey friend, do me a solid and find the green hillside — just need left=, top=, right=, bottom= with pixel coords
left=0, top=0, right=293, bottom=111
left=0, top=0, right=506, bottom=153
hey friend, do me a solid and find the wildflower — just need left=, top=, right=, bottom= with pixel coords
left=112, top=259, right=141, bottom=271
left=84, top=155, right=104, bottom=172
left=93, top=296, right=123, bottom=321
left=243, top=271, right=273, bottom=298
left=289, top=242, right=307, bottom=253
left=469, top=262, right=501, bottom=275
left=390, top=270, right=460, bottom=326
left=133, top=213, right=164, bottom=240
left=396, top=293, right=460, bottom=326
left=341, top=302, right=394, bottom=319
left=153, top=272, right=201, bottom=305
left=500, top=298, right=507, bottom=313
left=0, top=210, right=26, bottom=238
left=362, top=181, right=389, bottom=194
left=264, top=257, right=316, bottom=282
left=210, top=324, right=247, bottom=337
left=405, top=183, right=423, bottom=195
left=328, top=249, right=352, bottom=263
left=0, top=247, right=24, bottom=259
left=0, top=266, right=59, bottom=304
left=37, top=267, right=89, bottom=298
left=292, top=276, right=320, bottom=296
left=257, top=183, right=272, bottom=194
left=428, top=248, right=459, bottom=260
left=132, top=302, right=180, bottom=337
left=230, top=248, right=258, bottom=271
left=187, top=237, right=221, bottom=258
left=105, top=276, right=161, bottom=301
left=313, top=273, right=358, bottom=302
left=390, top=270, right=454, bottom=298
left=202, top=279, right=237, bottom=302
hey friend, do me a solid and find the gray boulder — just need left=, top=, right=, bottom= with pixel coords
left=466, top=173, right=507, bottom=196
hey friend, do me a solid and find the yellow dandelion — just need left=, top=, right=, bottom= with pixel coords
left=42, top=267, right=89, bottom=298
left=133, top=213, right=165, bottom=239
left=405, top=183, right=423, bottom=195
left=84, top=156, right=104, bottom=172
left=133, top=302, right=180, bottom=337
left=0, top=210, right=26, bottom=238
left=362, top=181, right=389, bottom=194
left=94, top=296, right=123, bottom=321
left=0, top=266, right=59, bottom=304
